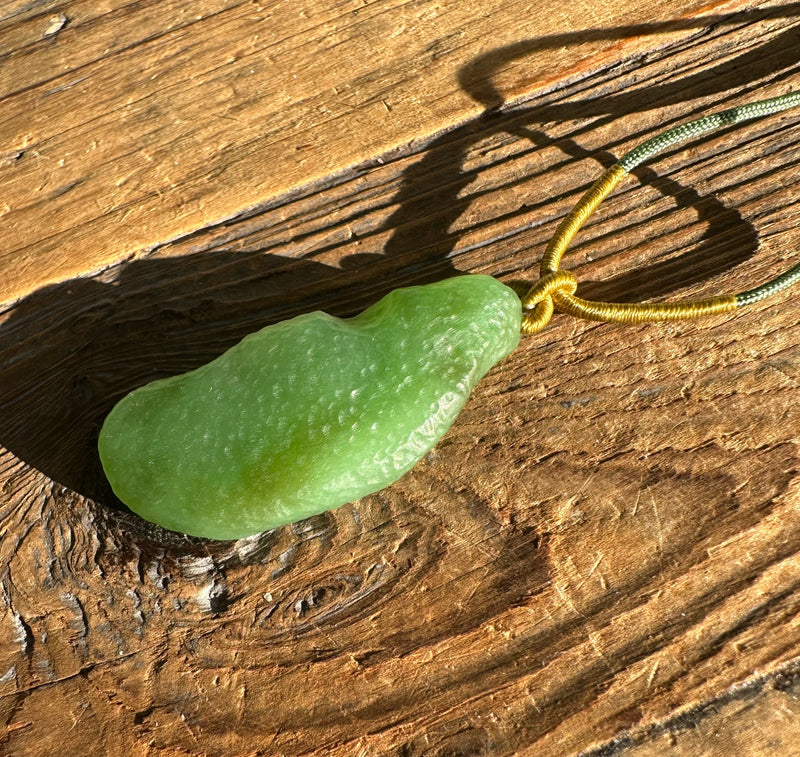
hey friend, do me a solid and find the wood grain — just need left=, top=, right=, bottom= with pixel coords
left=2, top=1, right=800, bottom=755
left=0, top=0, right=758, bottom=303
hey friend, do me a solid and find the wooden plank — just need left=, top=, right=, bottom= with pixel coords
left=2, top=2, right=800, bottom=756
left=591, top=661, right=800, bottom=755
left=0, top=0, right=756, bottom=303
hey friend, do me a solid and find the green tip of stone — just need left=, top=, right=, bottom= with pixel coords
left=98, top=275, right=522, bottom=539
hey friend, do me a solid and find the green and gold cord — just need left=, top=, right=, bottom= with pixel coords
left=522, top=90, right=800, bottom=334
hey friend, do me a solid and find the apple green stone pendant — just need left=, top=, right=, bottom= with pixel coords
left=99, top=275, right=522, bottom=539
left=99, top=91, right=800, bottom=540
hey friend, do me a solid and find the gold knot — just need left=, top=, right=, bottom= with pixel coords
left=520, top=270, right=578, bottom=334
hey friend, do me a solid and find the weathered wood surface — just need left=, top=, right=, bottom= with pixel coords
left=0, top=0, right=765, bottom=303
left=2, top=1, right=800, bottom=755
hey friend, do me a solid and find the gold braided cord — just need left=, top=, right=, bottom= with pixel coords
left=521, top=270, right=578, bottom=308
left=538, top=164, right=628, bottom=275
left=521, top=271, right=576, bottom=333
left=551, top=291, right=738, bottom=323
left=520, top=295, right=554, bottom=334
left=521, top=91, right=800, bottom=335
left=521, top=165, right=627, bottom=333
left=524, top=166, right=738, bottom=331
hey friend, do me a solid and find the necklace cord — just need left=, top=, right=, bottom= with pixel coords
left=521, top=90, right=800, bottom=335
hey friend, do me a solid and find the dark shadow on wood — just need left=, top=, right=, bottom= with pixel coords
left=457, top=5, right=800, bottom=110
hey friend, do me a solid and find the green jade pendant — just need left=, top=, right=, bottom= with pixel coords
left=99, top=91, right=800, bottom=540
left=99, top=276, right=522, bottom=539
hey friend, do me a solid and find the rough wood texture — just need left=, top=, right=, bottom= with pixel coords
left=0, top=0, right=760, bottom=302
left=2, top=1, right=800, bottom=755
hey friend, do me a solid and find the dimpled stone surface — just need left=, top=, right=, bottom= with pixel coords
left=98, top=275, right=522, bottom=539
